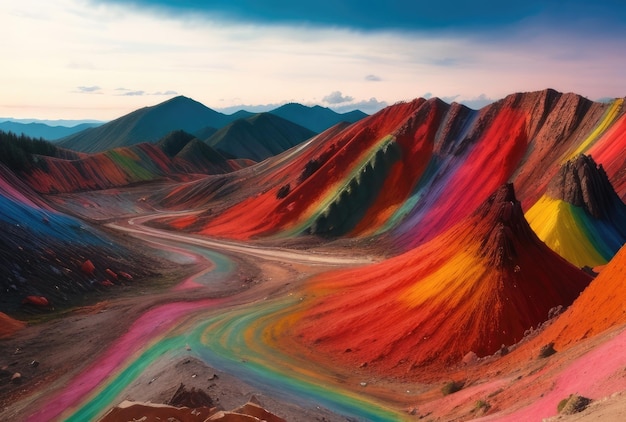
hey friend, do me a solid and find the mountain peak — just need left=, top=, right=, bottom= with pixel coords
left=477, top=183, right=537, bottom=268
left=547, top=154, right=620, bottom=218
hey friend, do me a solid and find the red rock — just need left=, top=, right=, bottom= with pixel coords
left=118, top=271, right=133, bottom=280
left=105, top=268, right=118, bottom=280
left=81, top=259, right=95, bottom=276
left=22, top=296, right=49, bottom=307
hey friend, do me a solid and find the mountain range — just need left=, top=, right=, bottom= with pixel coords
left=55, top=96, right=366, bottom=153
left=0, top=121, right=100, bottom=140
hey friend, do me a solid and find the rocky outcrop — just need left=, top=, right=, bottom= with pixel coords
left=547, top=154, right=622, bottom=218
left=478, top=183, right=537, bottom=269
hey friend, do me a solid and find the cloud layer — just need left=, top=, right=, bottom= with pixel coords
left=1, top=0, right=625, bottom=119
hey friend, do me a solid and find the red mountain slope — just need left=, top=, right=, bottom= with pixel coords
left=277, top=184, right=591, bottom=376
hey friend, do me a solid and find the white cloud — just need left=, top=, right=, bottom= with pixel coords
left=331, top=97, right=388, bottom=114
left=459, top=94, right=495, bottom=110
left=120, top=90, right=146, bottom=96
left=152, top=90, right=178, bottom=96
left=323, top=91, right=354, bottom=104
left=76, top=86, right=102, bottom=93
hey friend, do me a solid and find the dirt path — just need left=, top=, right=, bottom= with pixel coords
left=108, top=211, right=378, bottom=266
left=1, top=210, right=378, bottom=421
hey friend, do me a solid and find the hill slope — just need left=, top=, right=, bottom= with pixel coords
left=274, top=184, right=591, bottom=375
left=157, top=130, right=239, bottom=174
left=0, top=163, right=153, bottom=312
left=58, top=96, right=233, bottom=153
left=204, top=113, right=316, bottom=161
left=526, top=154, right=626, bottom=267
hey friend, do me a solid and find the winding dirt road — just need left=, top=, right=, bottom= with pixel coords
left=107, top=211, right=377, bottom=267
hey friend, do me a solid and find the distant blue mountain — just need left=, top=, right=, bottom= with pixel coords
left=0, top=121, right=101, bottom=141
left=269, top=103, right=367, bottom=132
left=58, top=96, right=237, bottom=153
left=56, top=96, right=368, bottom=153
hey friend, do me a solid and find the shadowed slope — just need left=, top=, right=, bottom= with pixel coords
left=0, top=164, right=154, bottom=312
left=205, top=113, right=315, bottom=161
left=526, top=154, right=626, bottom=267
left=277, top=184, right=591, bottom=375
left=157, top=130, right=239, bottom=174
left=0, top=121, right=100, bottom=141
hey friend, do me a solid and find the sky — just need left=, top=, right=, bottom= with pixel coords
left=1, top=0, right=626, bottom=121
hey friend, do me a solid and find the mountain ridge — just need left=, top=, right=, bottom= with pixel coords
left=57, top=96, right=368, bottom=154
left=269, top=102, right=368, bottom=132
left=0, top=121, right=101, bottom=141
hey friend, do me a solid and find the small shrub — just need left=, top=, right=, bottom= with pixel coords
left=475, top=400, right=490, bottom=412
left=276, top=184, right=290, bottom=199
left=539, top=342, right=557, bottom=358
left=557, top=395, right=571, bottom=413
left=299, top=158, right=322, bottom=183
left=558, top=394, right=592, bottom=415
left=441, top=380, right=464, bottom=396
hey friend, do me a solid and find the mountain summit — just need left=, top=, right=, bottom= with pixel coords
left=58, top=96, right=231, bottom=153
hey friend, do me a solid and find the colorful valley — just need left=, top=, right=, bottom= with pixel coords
left=2, top=89, right=626, bottom=421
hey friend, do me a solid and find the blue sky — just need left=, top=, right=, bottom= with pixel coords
left=1, top=0, right=626, bottom=120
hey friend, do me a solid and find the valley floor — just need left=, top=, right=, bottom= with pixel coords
left=1, top=197, right=626, bottom=421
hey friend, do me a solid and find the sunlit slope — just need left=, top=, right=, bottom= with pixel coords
left=204, top=113, right=316, bottom=161
left=526, top=155, right=626, bottom=267
left=157, top=130, right=241, bottom=174
left=275, top=184, right=591, bottom=375
left=176, top=99, right=441, bottom=239
left=588, top=112, right=626, bottom=200
left=157, top=90, right=626, bottom=246
left=0, top=312, right=25, bottom=338
left=24, top=143, right=178, bottom=194
left=389, top=100, right=527, bottom=247
left=1, top=130, right=239, bottom=195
